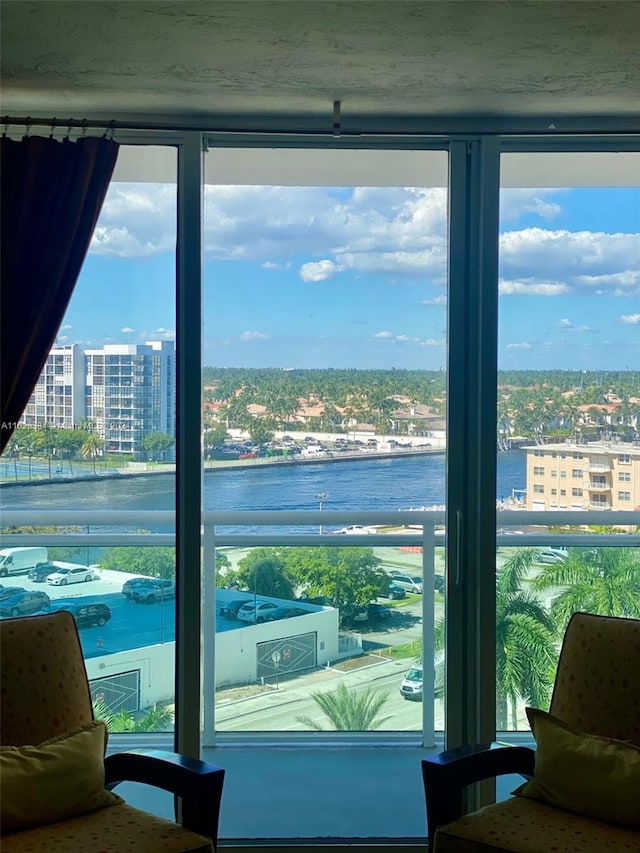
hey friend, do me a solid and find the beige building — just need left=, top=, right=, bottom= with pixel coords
left=525, top=442, right=640, bottom=512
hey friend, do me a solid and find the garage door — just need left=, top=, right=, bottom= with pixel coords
left=257, top=632, right=317, bottom=680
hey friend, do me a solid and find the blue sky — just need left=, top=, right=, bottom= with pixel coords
left=60, top=164, right=640, bottom=372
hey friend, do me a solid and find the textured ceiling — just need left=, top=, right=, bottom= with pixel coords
left=1, top=0, right=640, bottom=128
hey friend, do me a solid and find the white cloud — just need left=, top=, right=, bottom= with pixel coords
left=151, top=328, right=175, bottom=339
left=374, top=330, right=394, bottom=338
left=422, top=338, right=445, bottom=347
left=506, top=342, right=533, bottom=350
left=240, top=330, right=268, bottom=340
left=499, top=278, right=570, bottom=296
left=558, top=319, right=591, bottom=332
left=60, top=324, right=72, bottom=330
left=89, top=183, right=638, bottom=304
left=500, top=189, right=563, bottom=222
left=299, top=259, right=342, bottom=282
left=421, top=295, right=447, bottom=306
left=121, top=326, right=135, bottom=333
left=90, top=185, right=177, bottom=258
left=620, top=314, right=640, bottom=325
left=500, top=228, right=640, bottom=296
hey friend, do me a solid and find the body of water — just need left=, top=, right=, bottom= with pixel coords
left=0, top=451, right=525, bottom=534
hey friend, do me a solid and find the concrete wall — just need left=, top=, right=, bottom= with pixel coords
left=86, top=606, right=340, bottom=705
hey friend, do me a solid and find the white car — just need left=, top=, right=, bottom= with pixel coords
left=237, top=600, right=280, bottom=624
left=538, top=550, right=568, bottom=564
left=388, top=573, right=423, bottom=593
left=46, top=566, right=100, bottom=586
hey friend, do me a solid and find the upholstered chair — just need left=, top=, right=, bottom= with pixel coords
left=0, top=612, right=225, bottom=852
left=422, top=612, right=640, bottom=852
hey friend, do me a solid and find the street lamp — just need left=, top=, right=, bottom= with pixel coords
left=315, top=492, right=328, bottom=534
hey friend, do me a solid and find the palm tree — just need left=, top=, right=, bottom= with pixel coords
left=531, top=547, right=640, bottom=632
left=296, top=681, right=391, bottom=731
left=496, top=549, right=558, bottom=730
left=81, top=433, right=104, bottom=474
left=93, top=700, right=174, bottom=733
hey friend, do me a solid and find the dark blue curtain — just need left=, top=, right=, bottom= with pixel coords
left=1, top=135, right=118, bottom=452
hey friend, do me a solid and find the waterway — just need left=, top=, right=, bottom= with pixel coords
left=0, top=451, right=525, bottom=534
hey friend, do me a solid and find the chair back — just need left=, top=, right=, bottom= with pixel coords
left=0, top=612, right=94, bottom=746
left=550, top=611, right=640, bottom=746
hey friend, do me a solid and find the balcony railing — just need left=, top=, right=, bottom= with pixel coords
left=1, top=509, right=638, bottom=746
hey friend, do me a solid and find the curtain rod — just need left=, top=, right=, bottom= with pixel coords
left=3, top=115, right=639, bottom=139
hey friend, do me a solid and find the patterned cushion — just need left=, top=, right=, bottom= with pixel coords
left=0, top=803, right=214, bottom=853
left=434, top=796, right=640, bottom=852
left=551, top=613, right=640, bottom=746
left=0, top=613, right=94, bottom=746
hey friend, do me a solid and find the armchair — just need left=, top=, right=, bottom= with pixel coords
left=0, top=612, right=225, bottom=852
left=422, top=612, right=640, bottom=852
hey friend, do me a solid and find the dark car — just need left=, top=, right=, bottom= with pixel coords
left=378, top=581, right=406, bottom=600
left=0, top=590, right=51, bottom=618
left=263, top=606, right=309, bottom=622
left=219, top=598, right=249, bottom=620
left=366, top=603, right=392, bottom=623
left=46, top=601, right=112, bottom=628
left=0, top=586, right=26, bottom=601
left=28, top=562, right=58, bottom=582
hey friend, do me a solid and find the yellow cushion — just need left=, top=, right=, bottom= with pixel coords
left=0, top=720, right=123, bottom=834
left=514, top=707, right=640, bottom=827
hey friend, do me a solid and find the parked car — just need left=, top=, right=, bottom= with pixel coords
left=122, top=577, right=154, bottom=599
left=28, top=562, right=59, bottom=582
left=130, top=578, right=176, bottom=604
left=378, top=581, right=406, bottom=600
left=0, top=586, right=26, bottom=601
left=0, top=590, right=51, bottom=618
left=388, top=573, right=423, bottom=594
left=45, top=601, right=112, bottom=628
left=46, top=565, right=100, bottom=586
left=433, top=574, right=445, bottom=594
left=219, top=598, right=250, bottom=620
left=237, top=600, right=280, bottom=624
left=263, top=606, right=308, bottom=622
left=366, top=603, right=392, bottom=623
left=399, top=663, right=423, bottom=701
left=538, top=549, right=568, bottom=564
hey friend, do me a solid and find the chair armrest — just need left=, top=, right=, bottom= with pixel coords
left=104, top=749, right=224, bottom=840
left=422, top=743, right=535, bottom=852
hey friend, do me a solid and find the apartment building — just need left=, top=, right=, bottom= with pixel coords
left=21, top=341, right=176, bottom=460
left=20, top=344, right=85, bottom=429
left=526, top=441, right=640, bottom=512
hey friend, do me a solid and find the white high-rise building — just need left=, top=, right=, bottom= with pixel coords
left=20, top=344, right=86, bottom=429
left=85, top=341, right=176, bottom=460
left=22, top=340, right=176, bottom=460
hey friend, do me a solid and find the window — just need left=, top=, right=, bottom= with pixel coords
left=2, top=135, right=639, bottom=845
left=572, top=469, right=583, bottom=478
left=202, top=147, right=449, bottom=739
left=533, top=466, right=545, bottom=476
left=573, top=452, right=583, bottom=459
left=551, top=470, right=557, bottom=477
left=618, top=454, right=631, bottom=463
left=618, top=491, right=631, bottom=501
left=619, top=472, right=631, bottom=482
